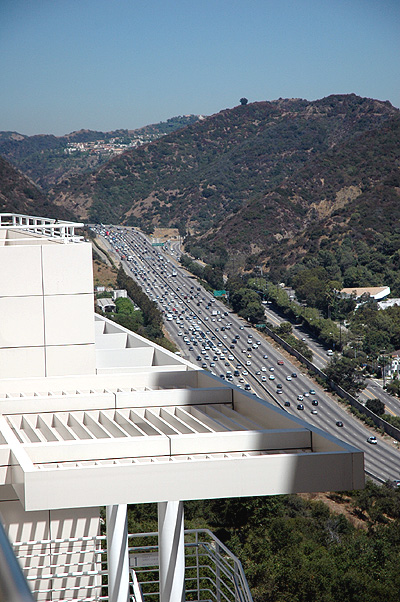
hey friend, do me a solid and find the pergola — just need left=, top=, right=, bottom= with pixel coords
left=0, top=214, right=364, bottom=602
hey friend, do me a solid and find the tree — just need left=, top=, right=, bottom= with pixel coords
left=240, top=97, right=248, bottom=105
left=325, top=355, right=365, bottom=395
left=365, top=398, right=385, bottom=416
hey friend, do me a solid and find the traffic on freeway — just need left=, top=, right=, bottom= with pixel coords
left=93, top=224, right=400, bottom=484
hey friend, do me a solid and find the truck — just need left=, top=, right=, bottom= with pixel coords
left=212, top=309, right=220, bottom=317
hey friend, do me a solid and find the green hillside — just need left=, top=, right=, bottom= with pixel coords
left=0, top=115, right=200, bottom=189
left=0, top=154, right=73, bottom=219
left=49, top=95, right=398, bottom=238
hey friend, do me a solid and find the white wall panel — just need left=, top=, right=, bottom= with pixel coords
left=0, top=246, right=42, bottom=296
left=0, top=347, right=45, bottom=378
left=42, top=243, right=94, bottom=295
left=46, top=344, right=96, bottom=376
left=44, top=294, right=95, bottom=346
left=0, top=296, right=44, bottom=348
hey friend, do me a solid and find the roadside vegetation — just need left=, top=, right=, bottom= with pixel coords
left=124, top=483, right=400, bottom=602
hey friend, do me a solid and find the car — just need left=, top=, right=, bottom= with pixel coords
left=261, top=376, right=267, bottom=382
left=284, top=401, right=291, bottom=407
left=269, top=374, right=275, bottom=380
left=367, top=436, right=378, bottom=445
left=242, top=370, right=248, bottom=376
left=309, top=389, right=316, bottom=395
left=297, top=404, right=304, bottom=410
left=276, top=389, right=283, bottom=394
left=269, top=367, right=275, bottom=372
left=311, top=409, right=318, bottom=415
left=276, top=384, right=283, bottom=389
left=303, top=392, right=310, bottom=397
left=263, top=354, right=268, bottom=359
left=327, top=350, right=333, bottom=356
left=210, top=362, right=215, bottom=367
left=246, top=360, right=251, bottom=366
left=244, top=384, right=251, bottom=391
left=336, top=421, right=343, bottom=427
left=240, top=326, right=244, bottom=330
left=239, top=377, right=245, bottom=383
left=255, top=370, right=261, bottom=375
left=277, top=360, right=284, bottom=365
left=297, top=395, right=304, bottom=401
left=286, top=375, right=292, bottom=381
left=291, top=372, right=297, bottom=378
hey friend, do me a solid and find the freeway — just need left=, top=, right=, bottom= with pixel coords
left=93, top=225, right=400, bottom=484
left=263, top=302, right=400, bottom=417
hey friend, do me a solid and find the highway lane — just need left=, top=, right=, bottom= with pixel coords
left=263, top=302, right=400, bottom=416
left=94, top=225, right=400, bottom=484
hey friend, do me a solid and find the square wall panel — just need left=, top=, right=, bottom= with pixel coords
left=0, top=346, right=45, bottom=378
left=0, top=246, right=43, bottom=296
left=0, top=296, right=44, bottom=348
left=42, top=243, right=94, bottom=295
left=45, top=344, right=96, bottom=376
left=44, top=294, right=95, bottom=346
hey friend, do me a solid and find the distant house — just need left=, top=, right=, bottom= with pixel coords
left=96, top=297, right=116, bottom=312
left=340, top=286, right=390, bottom=302
left=338, top=286, right=391, bottom=311
left=112, top=289, right=127, bottom=300
left=388, top=351, right=400, bottom=379
left=378, top=298, right=400, bottom=311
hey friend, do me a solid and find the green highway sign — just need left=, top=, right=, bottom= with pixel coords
left=213, top=290, right=227, bottom=297
left=151, top=242, right=165, bottom=247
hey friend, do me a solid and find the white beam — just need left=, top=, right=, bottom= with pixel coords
left=158, top=501, right=185, bottom=602
left=106, top=504, right=130, bottom=602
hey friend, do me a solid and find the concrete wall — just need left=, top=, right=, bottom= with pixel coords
left=0, top=238, right=96, bottom=378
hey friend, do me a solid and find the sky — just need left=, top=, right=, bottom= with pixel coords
left=0, top=0, right=399, bottom=136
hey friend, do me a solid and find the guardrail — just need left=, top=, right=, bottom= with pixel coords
left=263, top=323, right=400, bottom=442
left=0, top=520, right=35, bottom=602
left=11, top=529, right=253, bottom=602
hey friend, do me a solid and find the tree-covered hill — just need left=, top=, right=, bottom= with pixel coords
left=0, top=154, right=73, bottom=219
left=50, top=94, right=398, bottom=231
left=192, top=114, right=400, bottom=287
left=0, top=115, right=200, bottom=190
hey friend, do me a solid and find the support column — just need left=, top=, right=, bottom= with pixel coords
left=106, top=504, right=130, bottom=602
left=158, top=501, right=185, bottom=602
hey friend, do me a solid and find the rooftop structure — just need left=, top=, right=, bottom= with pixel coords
left=0, top=214, right=364, bottom=602
left=340, top=286, right=390, bottom=301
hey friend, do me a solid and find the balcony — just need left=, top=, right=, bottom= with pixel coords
left=5, top=528, right=252, bottom=602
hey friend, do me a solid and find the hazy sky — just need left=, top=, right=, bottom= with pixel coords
left=1, top=0, right=399, bottom=136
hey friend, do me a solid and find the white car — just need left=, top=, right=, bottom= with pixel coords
left=246, top=360, right=251, bottom=366
left=367, top=436, right=378, bottom=445
left=286, top=375, right=292, bottom=381
left=261, top=366, right=267, bottom=372
left=269, top=374, right=275, bottom=380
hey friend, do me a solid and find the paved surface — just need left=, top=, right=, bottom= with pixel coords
left=94, top=225, right=400, bottom=484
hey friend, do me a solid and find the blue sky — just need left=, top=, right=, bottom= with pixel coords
left=1, top=0, right=399, bottom=136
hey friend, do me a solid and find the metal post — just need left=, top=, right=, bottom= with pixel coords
left=215, top=541, right=221, bottom=602
left=106, top=504, right=130, bottom=602
left=158, top=501, right=185, bottom=602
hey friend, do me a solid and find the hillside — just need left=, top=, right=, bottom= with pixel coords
left=0, top=115, right=200, bottom=189
left=0, top=155, right=73, bottom=219
left=191, top=114, right=400, bottom=287
left=49, top=94, right=398, bottom=235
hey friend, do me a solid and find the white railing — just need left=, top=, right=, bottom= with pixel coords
left=0, top=213, right=84, bottom=242
left=11, top=529, right=253, bottom=602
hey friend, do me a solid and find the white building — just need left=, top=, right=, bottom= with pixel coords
left=0, top=214, right=364, bottom=602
